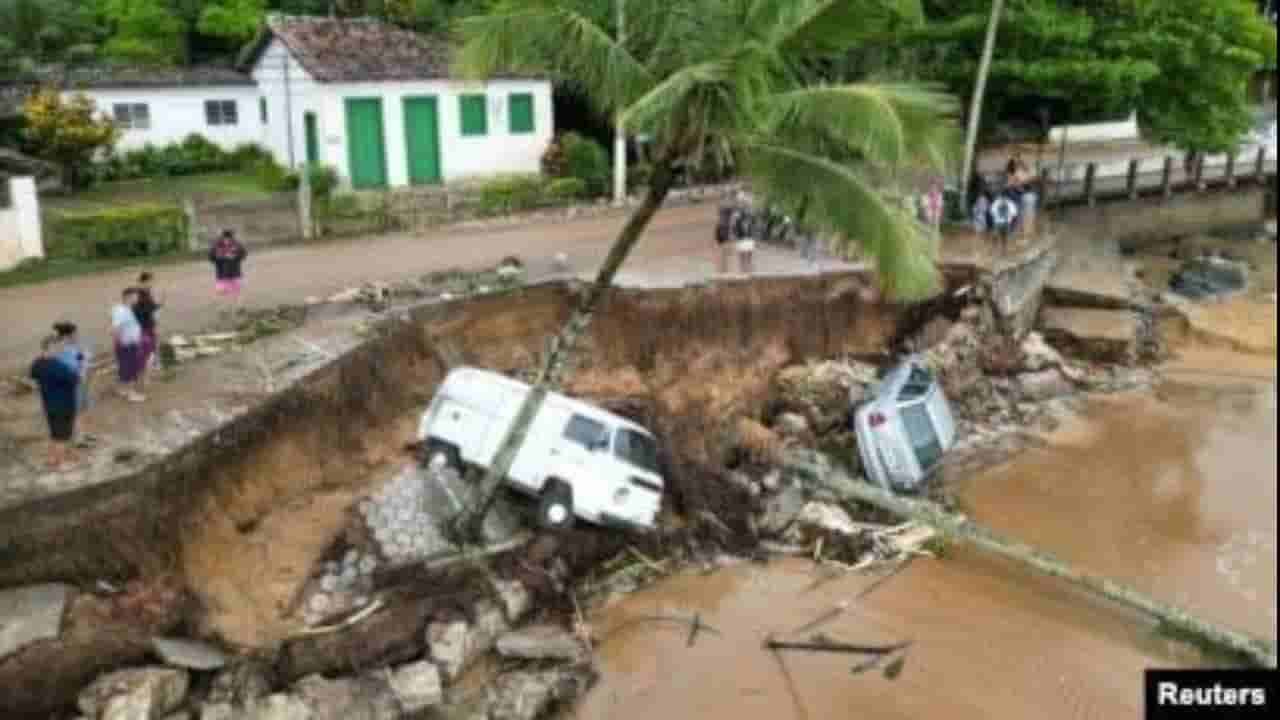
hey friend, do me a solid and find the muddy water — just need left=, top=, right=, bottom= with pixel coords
left=577, top=349, right=1276, bottom=720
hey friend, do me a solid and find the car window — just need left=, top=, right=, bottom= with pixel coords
left=898, top=366, right=935, bottom=403
left=901, top=404, right=944, bottom=472
left=615, top=429, right=661, bottom=474
left=564, top=414, right=609, bottom=451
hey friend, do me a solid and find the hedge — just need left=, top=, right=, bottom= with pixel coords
left=45, top=204, right=187, bottom=260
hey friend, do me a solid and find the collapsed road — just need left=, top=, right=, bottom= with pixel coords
left=0, top=242, right=1274, bottom=719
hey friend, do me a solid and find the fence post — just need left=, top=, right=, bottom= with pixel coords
left=1162, top=156, right=1174, bottom=199
left=1193, top=153, right=1206, bottom=191
left=1257, top=147, right=1269, bottom=183
left=183, top=199, right=200, bottom=252
left=1084, top=162, right=1098, bottom=206
left=1040, top=167, right=1053, bottom=210
left=1126, top=159, right=1140, bottom=199
left=298, top=166, right=314, bottom=241
left=1225, top=152, right=1237, bottom=188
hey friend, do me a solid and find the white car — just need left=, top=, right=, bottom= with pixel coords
left=853, top=357, right=958, bottom=493
left=417, top=367, right=664, bottom=532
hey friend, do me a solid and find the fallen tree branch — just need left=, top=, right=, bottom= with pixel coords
left=764, top=637, right=912, bottom=656
left=601, top=614, right=723, bottom=643
left=785, top=457, right=1279, bottom=669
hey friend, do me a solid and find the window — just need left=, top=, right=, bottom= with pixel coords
left=260, top=98, right=268, bottom=124
left=205, top=100, right=239, bottom=126
left=459, top=94, right=487, bottom=136
left=615, top=429, right=661, bottom=474
left=564, top=415, right=609, bottom=451
left=901, top=404, right=944, bottom=473
left=509, top=93, right=534, bottom=134
left=898, top=366, right=935, bottom=403
left=112, top=103, right=150, bottom=130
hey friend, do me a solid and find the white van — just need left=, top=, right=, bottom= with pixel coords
left=417, top=367, right=665, bottom=532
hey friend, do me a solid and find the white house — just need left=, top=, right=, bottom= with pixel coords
left=55, top=66, right=267, bottom=153
left=240, top=15, right=555, bottom=189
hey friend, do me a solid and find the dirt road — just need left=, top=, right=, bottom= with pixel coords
left=0, top=205, right=720, bottom=371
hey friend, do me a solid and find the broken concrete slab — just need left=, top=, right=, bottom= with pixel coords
left=78, top=667, right=190, bottom=719
left=487, top=668, right=594, bottom=720
left=426, top=620, right=470, bottom=681
left=496, top=625, right=586, bottom=663
left=388, top=661, right=443, bottom=713
left=0, top=583, right=73, bottom=660
left=1017, top=369, right=1075, bottom=403
left=1039, top=307, right=1139, bottom=364
left=1046, top=265, right=1138, bottom=311
left=152, top=636, right=230, bottom=671
left=294, top=673, right=400, bottom=720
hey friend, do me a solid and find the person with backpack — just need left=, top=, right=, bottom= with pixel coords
left=30, top=335, right=81, bottom=471
left=53, top=322, right=94, bottom=446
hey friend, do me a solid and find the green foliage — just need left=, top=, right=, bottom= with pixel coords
left=198, top=0, right=266, bottom=42
left=95, top=136, right=272, bottom=182
left=99, top=0, right=186, bottom=66
left=544, top=176, right=587, bottom=202
left=458, top=0, right=958, bottom=300
left=627, top=161, right=652, bottom=189
left=22, top=90, right=119, bottom=189
left=45, top=204, right=187, bottom=260
left=559, top=132, right=610, bottom=197
left=476, top=173, right=547, bottom=215
left=254, top=157, right=293, bottom=191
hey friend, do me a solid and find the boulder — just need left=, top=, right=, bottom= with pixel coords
left=773, top=412, right=811, bottom=440
left=491, top=579, right=533, bottom=625
left=496, top=625, right=586, bottom=663
left=78, top=667, right=190, bottom=719
left=388, top=661, right=443, bottom=714
left=0, top=583, right=73, bottom=661
left=245, top=694, right=313, bottom=720
left=292, top=674, right=399, bottom=720
left=206, top=660, right=274, bottom=706
left=199, top=703, right=237, bottom=720
left=757, top=482, right=806, bottom=537
left=1018, top=332, right=1063, bottom=372
left=796, top=502, right=859, bottom=537
left=773, top=361, right=876, bottom=433
left=427, top=621, right=471, bottom=681
left=487, top=669, right=594, bottom=720
left=151, top=637, right=230, bottom=671
left=1017, top=369, right=1074, bottom=402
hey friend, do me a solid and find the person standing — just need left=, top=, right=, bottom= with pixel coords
left=715, top=204, right=736, bottom=275
left=53, top=322, right=94, bottom=445
left=990, top=192, right=1019, bottom=254
left=111, top=289, right=146, bottom=403
left=30, top=335, right=80, bottom=471
left=210, top=229, right=248, bottom=313
left=972, top=192, right=992, bottom=236
left=131, top=272, right=163, bottom=387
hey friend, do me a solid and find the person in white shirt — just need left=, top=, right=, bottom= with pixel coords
left=110, top=289, right=146, bottom=403
left=990, top=192, right=1019, bottom=255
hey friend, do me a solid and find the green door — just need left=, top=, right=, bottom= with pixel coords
left=344, top=98, right=388, bottom=189
left=403, top=96, right=442, bottom=185
left=304, top=112, right=320, bottom=166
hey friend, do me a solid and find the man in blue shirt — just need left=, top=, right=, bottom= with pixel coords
left=30, top=335, right=80, bottom=471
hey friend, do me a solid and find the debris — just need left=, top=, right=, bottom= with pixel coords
left=151, top=636, right=230, bottom=670
left=8, top=376, right=36, bottom=395
left=795, top=502, right=859, bottom=537
left=490, top=579, right=533, bottom=624
left=0, top=583, right=73, bottom=661
left=496, top=625, right=587, bottom=662
left=1016, top=368, right=1074, bottom=402
left=763, top=637, right=912, bottom=657
left=77, top=667, right=190, bottom=719
left=788, top=602, right=851, bottom=637
left=388, top=661, right=443, bottom=713
left=486, top=668, right=594, bottom=720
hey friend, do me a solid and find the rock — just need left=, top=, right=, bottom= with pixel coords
left=487, top=669, right=593, bottom=720
left=796, top=502, right=859, bottom=536
left=553, top=253, right=570, bottom=272
left=1019, top=332, right=1063, bottom=372
left=246, top=694, right=313, bottom=720
left=103, top=693, right=153, bottom=720
left=152, top=636, right=230, bottom=671
left=1018, top=369, right=1074, bottom=402
left=491, top=579, right=533, bottom=624
left=1039, top=307, right=1139, bottom=365
left=292, top=674, right=399, bottom=720
left=327, top=288, right=363, bottom=304
left=774, top=361, right=875, bottom=433
left=773, top=412, right=811, bottom=439
left=757, top=482, right=806, bottom=537
left=470, top=598, right=509, bottom=654
left=0, top=583, right=73, bottom=661
left=388, top=661, right=443, bottom=713
left=760, top=469, right=783, bottom=493
left=199, top=703, right=237, bottom=720
left=78, top=667, right=190, bottom=719
left=496, top=625, right=586, bottom=662
left=725, top=471, right=760, bottom=498
left=163, top=712, right=192, bottom=720
left=207, top=660, right=274, bottom=706
left=427, top=621, right=470, bottom=680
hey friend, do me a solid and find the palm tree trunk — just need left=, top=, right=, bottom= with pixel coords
left=959, top=0, right=1005, bottom=205
left=460, top=159, right=679, bottom=540
left=786, top=457, right=1279, bottom=669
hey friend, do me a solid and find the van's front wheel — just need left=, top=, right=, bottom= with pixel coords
left=538, top=481, right=575, bottom=531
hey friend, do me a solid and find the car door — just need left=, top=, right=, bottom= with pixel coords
left=554, top=414, right=612, bottom=520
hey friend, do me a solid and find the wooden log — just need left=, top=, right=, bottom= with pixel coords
left=784, top=458, right=1278, bottom=669
left=1126, top=159, right=1140, bottom=199
left=1225, top=153, right=1237, bottom=188
left=1162, top=156, right=1175, bottom=198
left=1084, top=163, right=1098, bottom=206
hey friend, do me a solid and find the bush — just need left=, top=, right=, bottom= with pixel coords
left=544, top=177, right=587, bottom=202
left=477, top=174, right=548, bottom=215
left=305, top=164, right=339, bottom=199
left=228, top=143, right=273, bottom=169
left=45, top=205, right=186, bottom=260
left=540, top=137, right=568, bottom=177
left=255, top=158, right=295, bottom=192
left=560, top=132, right=610, bottom=197
left=91, top=138, right=273, bottom=183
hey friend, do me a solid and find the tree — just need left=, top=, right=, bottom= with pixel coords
left=99, top=0, right=186, bottom=65
left=958, top=0, right=1003, bottom=211
left=199, top=0, right=267, bottom=43
left=452, top=0, right=959, bottom=539
left=22, top=89, right=120, bottom=189
left=1136, top=0, right=1277, bottom=155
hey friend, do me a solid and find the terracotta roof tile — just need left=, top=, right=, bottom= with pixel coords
left=258, top=15, right=455, bottom=83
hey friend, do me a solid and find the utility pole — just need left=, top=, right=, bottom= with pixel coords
left=959, top=0, right=1005, bottom=206
left=612, top=0, right=627, bottom=205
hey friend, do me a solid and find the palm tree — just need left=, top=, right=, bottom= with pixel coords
left=959, top=0, right=1005, bottom=205
left=453, top=0, right=959, bottom=539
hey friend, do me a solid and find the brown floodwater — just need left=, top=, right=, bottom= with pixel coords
left=575, top=347, right=1276, bottom=720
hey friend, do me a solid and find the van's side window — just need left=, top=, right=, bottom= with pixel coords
left=564, top=415, right=609, bottom=450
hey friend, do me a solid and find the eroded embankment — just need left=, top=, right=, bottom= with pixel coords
left=0, top=270, right=972, bottom=613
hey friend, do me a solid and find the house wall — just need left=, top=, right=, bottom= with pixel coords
left=0, top=177, right=44, bottom=272
left=65, top=86, right=267, bottom=152
left=313, top=79, right=554, bottom=188
left=251, top=38, right=322, bottom=169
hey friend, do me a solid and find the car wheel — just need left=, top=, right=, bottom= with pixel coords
left=538, top=482, right=575, bottom=531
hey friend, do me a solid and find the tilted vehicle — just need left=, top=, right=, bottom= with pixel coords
left=853, top=357, right=958, bottom=493
left=417, top=367, right=664, bottom=531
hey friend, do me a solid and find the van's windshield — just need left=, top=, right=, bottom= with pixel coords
left=614, top=429, right=661, bottom=474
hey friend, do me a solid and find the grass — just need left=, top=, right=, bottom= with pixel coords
left=0, top=251, right=199, bottom=289
left=42, top=172, right=272, bottom=214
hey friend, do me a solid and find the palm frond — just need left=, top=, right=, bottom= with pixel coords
left=454, top=1, right=654, bottom=116
left=738, top=139, right=941, bottom=301
left=775, top=0, right=926, bottom=56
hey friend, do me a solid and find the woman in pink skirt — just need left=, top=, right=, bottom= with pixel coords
left=209, top=229, right=248, bottom=313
